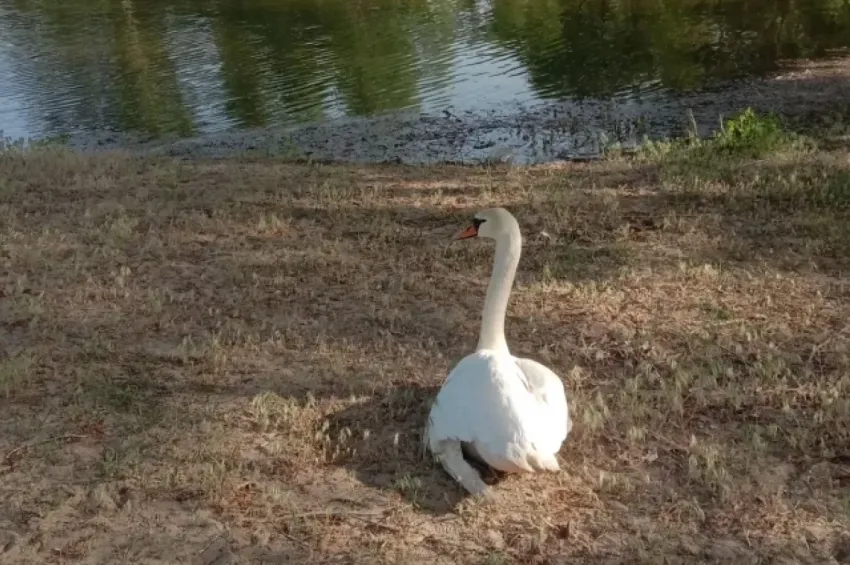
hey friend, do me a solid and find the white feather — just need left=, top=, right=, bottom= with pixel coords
left=427, top=350, right=570, bottom=474
left=425, top=208, right=573, bottom=496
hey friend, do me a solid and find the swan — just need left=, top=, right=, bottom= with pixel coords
left=424, top=207, right=572, bottom=499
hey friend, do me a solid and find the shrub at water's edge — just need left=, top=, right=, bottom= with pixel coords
left=638, top=108, right=808, bottom=161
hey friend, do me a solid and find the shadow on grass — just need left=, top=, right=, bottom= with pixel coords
left=324, top=384, right=458, bottom=514
left=680, top=164, right=849, bottom=267
left=322, top=382, right=516, bottom=515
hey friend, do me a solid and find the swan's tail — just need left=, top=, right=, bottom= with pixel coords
left=527, top=452, right=560, bottom=472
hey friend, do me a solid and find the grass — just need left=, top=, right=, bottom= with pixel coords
left=1, top=110, right=850, bottom=563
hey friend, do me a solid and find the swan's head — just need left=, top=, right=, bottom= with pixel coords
left=454, top=207, right=518, bottom=242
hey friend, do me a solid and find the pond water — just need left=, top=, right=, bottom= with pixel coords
left=1, top=0, right=850, bottom=157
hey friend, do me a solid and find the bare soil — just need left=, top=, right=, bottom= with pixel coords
left=1, top=145, right=850, bottom=564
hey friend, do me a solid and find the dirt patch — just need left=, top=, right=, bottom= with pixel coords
left=1, top=146, right=849, bottom=563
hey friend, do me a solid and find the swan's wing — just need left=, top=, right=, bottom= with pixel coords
left=426, top=353, right=517, bottom=447
left=426, top=352, right=554, bottom=473
left=514, top=357, right=572, bottom=448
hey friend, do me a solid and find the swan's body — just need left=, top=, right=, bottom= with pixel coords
left=425, top=208, right=572, bottom=498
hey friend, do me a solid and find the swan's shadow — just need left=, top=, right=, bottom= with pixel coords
left=324, top=383, right=507, bottom=515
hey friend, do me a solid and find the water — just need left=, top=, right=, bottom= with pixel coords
left=1, top=0, right=850, bottom=153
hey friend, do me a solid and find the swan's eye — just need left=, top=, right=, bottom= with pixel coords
left=473, top=218, right=485, bottom=229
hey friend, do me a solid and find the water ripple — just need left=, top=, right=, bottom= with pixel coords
left=0, top=0, right=849, bottom=140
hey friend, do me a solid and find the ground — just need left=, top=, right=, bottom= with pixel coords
left=2, top=119, right=850, bottom=563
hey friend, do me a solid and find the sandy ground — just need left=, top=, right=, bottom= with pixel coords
left=1, top=139, right=850, bottom=563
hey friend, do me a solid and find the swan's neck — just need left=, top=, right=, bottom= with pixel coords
left=477, top=230, right=521, bottom=353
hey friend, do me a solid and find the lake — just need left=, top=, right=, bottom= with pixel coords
left=2, top=0, right=850, bottom=158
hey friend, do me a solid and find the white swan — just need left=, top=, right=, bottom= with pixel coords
left=425, top=207, right=572, bottom=499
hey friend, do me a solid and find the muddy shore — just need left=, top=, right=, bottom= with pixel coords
left=36, top=54, right=850, bottom=165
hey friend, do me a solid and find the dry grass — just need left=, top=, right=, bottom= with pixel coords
left=1, top=140, right=850, bottom=564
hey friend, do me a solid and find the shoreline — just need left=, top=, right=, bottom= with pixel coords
left=9, top=53, right=849, bottom=166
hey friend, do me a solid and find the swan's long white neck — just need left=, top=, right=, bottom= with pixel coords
left=477, top=224, right=522, bottom=353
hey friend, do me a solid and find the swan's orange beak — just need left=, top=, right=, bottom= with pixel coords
left=454, top=225, right=478, bottom=240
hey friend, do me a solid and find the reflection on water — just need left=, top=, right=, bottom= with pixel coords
left=1, top=0, right=849, bottom=140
